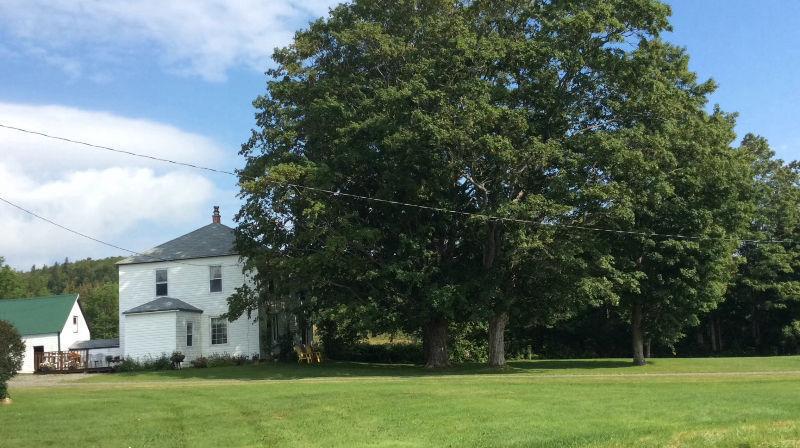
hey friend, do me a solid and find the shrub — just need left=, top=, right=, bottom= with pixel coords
left=115, top=354, right=173, bottom=372
left=141, top=354, right=172, bottom=371
left=206, top=353, right=236, bottom=368
left=0, top=320, right=25, bottom=399
left=449, top=322, right=488, bottom=363
left=327, top=342, right=424, bottom=364
left=781, top=320, right=800, bottom=353
left=170, top=351, right=185, bottom=367
left=276, top=334, right=298, bottom=362
left=114, top=358, right=142, bottom=372
left=191, top=356, right=208, bottom=368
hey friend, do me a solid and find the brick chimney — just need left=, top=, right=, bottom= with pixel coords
left=212, top=206, right=221, bottom=224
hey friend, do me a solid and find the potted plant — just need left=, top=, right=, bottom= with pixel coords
left=170, top=351, right=185, bottom=369
left=38, top=360, right=54, bottom=373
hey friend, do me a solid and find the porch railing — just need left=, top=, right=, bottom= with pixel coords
left=34, top=351, right=87, bottom=372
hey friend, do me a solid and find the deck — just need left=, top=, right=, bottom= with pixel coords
left=34, top=351, right=115, bottom=374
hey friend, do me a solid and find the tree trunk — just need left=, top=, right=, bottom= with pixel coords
left=423, top=318, right=450, bottom=368
left=751, top=306, right=761, bottom=350
left=488, top=312, right=508, bottom=367
left=631, top=302, right=646, bottom=366
left=709, top=320, right=718, bottom=352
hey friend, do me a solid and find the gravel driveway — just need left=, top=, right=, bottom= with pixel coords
left=8, top=373, right=94, bottom=388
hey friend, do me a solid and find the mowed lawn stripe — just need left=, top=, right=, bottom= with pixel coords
left=3, top=360, right=800, bottom=447
left=61, top=356, right=800, bottom=386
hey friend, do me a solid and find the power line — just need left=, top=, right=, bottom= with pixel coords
left=0, top=195, right=240, bottom=268
left=0, top=123, right=236, bottom=177
left=1, top=122, right=796, bottom=245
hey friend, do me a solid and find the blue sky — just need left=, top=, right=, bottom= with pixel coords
left=0, top=0, right=798, bottom=269
left=667, top=0, right=800, bottom=159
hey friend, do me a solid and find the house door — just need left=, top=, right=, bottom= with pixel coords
left=33, top=346, right=44, bottom=372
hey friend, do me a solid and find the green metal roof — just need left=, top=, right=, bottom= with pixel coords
left=0, top=294, right=78, bottom=336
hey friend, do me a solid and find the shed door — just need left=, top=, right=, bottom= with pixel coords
left=33, top=346, right=44, bottom=372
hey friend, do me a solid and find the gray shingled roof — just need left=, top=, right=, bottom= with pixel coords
left=69, top=338, right=120, bottom=350
left=122, top=297, right=203, bottom=315
left=118, top=223, right=237, bottom=264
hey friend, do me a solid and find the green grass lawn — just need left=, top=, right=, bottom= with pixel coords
left=3, top=357, right=800, bottom=447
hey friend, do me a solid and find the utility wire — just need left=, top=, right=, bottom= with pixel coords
left=0, top=122, right=796, bottom=245
left=0, top=195, right=240, bottom=268
left=0, top=123, right=236, bottom=177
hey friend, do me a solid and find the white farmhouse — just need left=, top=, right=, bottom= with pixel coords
left=118, top=207, right=260, bottom=362
left=0, top=293, right=91, bottom=373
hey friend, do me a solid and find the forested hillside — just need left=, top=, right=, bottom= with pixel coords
left=0, top=256, right=121, bottom=339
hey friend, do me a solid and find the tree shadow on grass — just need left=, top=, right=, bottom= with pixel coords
left=509, top=359, right=634, bottom=371
left=96, top=358, right=637, bottom=383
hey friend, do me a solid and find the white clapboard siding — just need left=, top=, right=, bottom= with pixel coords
left=123, top=312, right=177, bottom=360
left=119, top=255, right=260, bottom=361
left=19, top=334, right=59, bottom=373
left=60, top=298, right=91, bottom=352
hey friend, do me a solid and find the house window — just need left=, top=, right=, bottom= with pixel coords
left=186, top=322, right=193, bottom=347
left=156, top=269, right=168, bottom=296
left=72, top=315, right=78, bottom=333
left=209, top=265, right=222, bottom=293
left=211, top=318, right=228, bottom=345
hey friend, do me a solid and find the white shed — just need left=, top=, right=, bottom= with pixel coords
left=0, top=294, right=90, bottom=373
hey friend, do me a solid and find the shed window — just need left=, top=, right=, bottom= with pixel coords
left=209, top=265, right=222, bottom=293
left=156, top=269, right=168, bottom=296
left=72, top=315, right=78, bottom=333
left=211, top=318, right=228, bottom=345
left=186, top=322, right=193, bottom=347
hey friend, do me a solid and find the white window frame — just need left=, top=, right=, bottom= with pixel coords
left=209, top=265, right=222, bottom=293
left=155, top=269, right=168, bottom=297
left=72, top=315, right=78, bottom=333
left=186, top=321, right=193, bottom=347
left=211, top=317, right=228, bottom=345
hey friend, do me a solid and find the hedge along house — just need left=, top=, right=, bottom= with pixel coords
left=0, top=294, right=90, bottom=373
left=117, top=207, right=261, bottom=362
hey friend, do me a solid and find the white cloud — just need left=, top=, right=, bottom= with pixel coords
left=0, top=102, right=232, bottom=269
left=0, top=103, right=228, bottom=177
left=0, top=0, right=343, bottom=81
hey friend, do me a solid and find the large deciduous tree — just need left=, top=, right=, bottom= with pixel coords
left=456, top=0, right=685, bottom=366
left=232, top=0, right=754, bottom=368
left=574, top=38, right=754, bottom=364
left=234, top=0, right=486, bottom=367
left=714, top=135, right=800, bottom=354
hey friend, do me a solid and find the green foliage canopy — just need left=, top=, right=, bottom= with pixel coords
left=0, top=320, right=25, bottom=399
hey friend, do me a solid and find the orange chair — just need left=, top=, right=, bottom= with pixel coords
left=294, top=345, right=312, bottom=364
